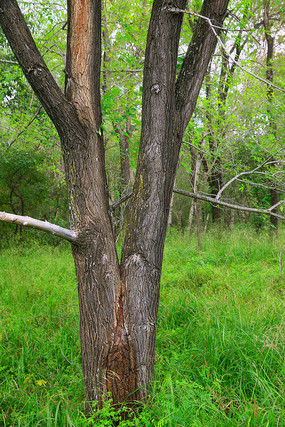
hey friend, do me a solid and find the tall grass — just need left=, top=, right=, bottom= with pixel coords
left=0, top=227, right=284, bottom=425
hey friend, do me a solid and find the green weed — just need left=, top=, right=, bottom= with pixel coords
left=0, top=226, right=284, bottom=425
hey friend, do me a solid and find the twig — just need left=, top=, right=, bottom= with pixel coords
left=109, top=188, right=285, bottom=220
left=182, top=139, right=208, bottom=155
left=0, top=58, right=18, bottom=65
left=236, top=179, right=285, bottom=193
left=8, top=107, right=42, bottom=148
left=110, top=191, right=133, bottom=210
left=173, top=187, right=285, bottom=220
left=168, top=7, right=285, bottom=94
left=215, top=158, right=273, bottom=200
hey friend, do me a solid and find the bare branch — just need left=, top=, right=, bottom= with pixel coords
left=215, top=158, right=272, bottom=200
left=8, top=106, right=42, bottom=148
left=237, top=179, right=285, bottom=193
left=109, top=188, right=285, bottom=221
left=173, top=187, right=285, bottom=220
left=0, top=212, right=77, bottom=242
left=111, top=191, right=133, bottom=210
left=0, top=58, right=18, bottom=65
left=183, top=139, right=208, bottom=155
left=169, top=7, right=285, bottom=94
left=268, top=200, right=285, bottom=212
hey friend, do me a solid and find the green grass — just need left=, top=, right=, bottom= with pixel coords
left=0, top=227, right=285, bottom=425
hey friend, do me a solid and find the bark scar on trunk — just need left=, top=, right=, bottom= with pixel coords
left=106, top=281, right=136, bottom=403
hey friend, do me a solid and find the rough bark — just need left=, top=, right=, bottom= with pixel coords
left=0, top=0, right=121, bottom=408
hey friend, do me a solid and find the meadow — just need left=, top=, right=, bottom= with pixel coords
left=0, top=226, right=284, bottom=426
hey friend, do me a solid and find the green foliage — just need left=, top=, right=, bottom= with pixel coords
left=1, top=227, right=285, bottom=425
left=77, top=395, right=153, bottom=427
left=0, top=146, right=68, bottom=241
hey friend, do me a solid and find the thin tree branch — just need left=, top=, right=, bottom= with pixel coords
left=101, top=69, right=143, bottom=73
left=183, top=139, right=208, bottom=155
left=173, top=187, right=285, bottom=220
left=0, top=0, right=81, bottom=135
left=109, top=188, right=285, bottom=220
left=0, top=58, right=18, bottom=64
left=215, top=158, right=272, bottom=200
left=111, top=191, right=133, bottom=210
left=237, top=178, right=285, bottom=193
left=175, top=0, right=230, bottom=132
left=8, top=106, right=42, bottom=148
left=0, top=211, right=78, bottom=242
left=170, top=7, right=285, bottom=94
left=268, top=200, right=285, bottom=212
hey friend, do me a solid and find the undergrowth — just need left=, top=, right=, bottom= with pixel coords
left=0, top=226, right=284, bottom=425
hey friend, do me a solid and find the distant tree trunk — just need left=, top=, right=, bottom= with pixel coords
left=168, top=176, right=176, bottom=228
left=188, top=145, right=203, bottom=230
left=264, top=0, right=278, bottom=232
left=0, top=0, right=230, bottom=411
left=205, top=70, right=222, bottom=223
left=203, top=9, right=249, bottom=224
left=114, top=122, right=134, bottom=192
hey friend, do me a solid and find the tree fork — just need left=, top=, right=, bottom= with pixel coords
left=0, top=0, right=231, bottom=412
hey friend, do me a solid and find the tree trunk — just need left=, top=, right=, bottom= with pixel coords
left=0, top=0, right=230, bottom=411
left=264, top=0, right=278, bottom=232
left=168, top=177, right=176, bottom=228
left=205, top=71, right=222, bottom=223
left=202, top=11, right=248, bottom=225
left=188, top=146, right=202, bottom=230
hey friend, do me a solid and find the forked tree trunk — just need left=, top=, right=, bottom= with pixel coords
left=0, top=0, right=230, bottom=410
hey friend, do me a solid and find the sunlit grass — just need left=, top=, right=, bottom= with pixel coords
left=0, top=227, right=284, bottom=425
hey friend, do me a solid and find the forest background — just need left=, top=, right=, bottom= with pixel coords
left=0, top=0, right=285, bottom=425
left=0, top=0, right=284, bottom=235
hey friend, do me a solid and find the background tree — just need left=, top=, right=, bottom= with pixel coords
left=171, top=0, right=285, bottom=231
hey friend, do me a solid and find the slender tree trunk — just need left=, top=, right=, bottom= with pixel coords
left=189, top=147, right=202, bottom=230
left=65, top=0, right=133, bottom=407
left=205, top=71, right=222, bottom=223
left=264, top=0, right=278, bottom=232
left=168, top=177, right=176, bottom=228
left=114, top=123, right=134, bottom=192
left=203, top=11, right=248, bottom=224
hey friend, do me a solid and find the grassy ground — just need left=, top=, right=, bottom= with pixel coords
left=0, top=226, right=284, bottom=426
